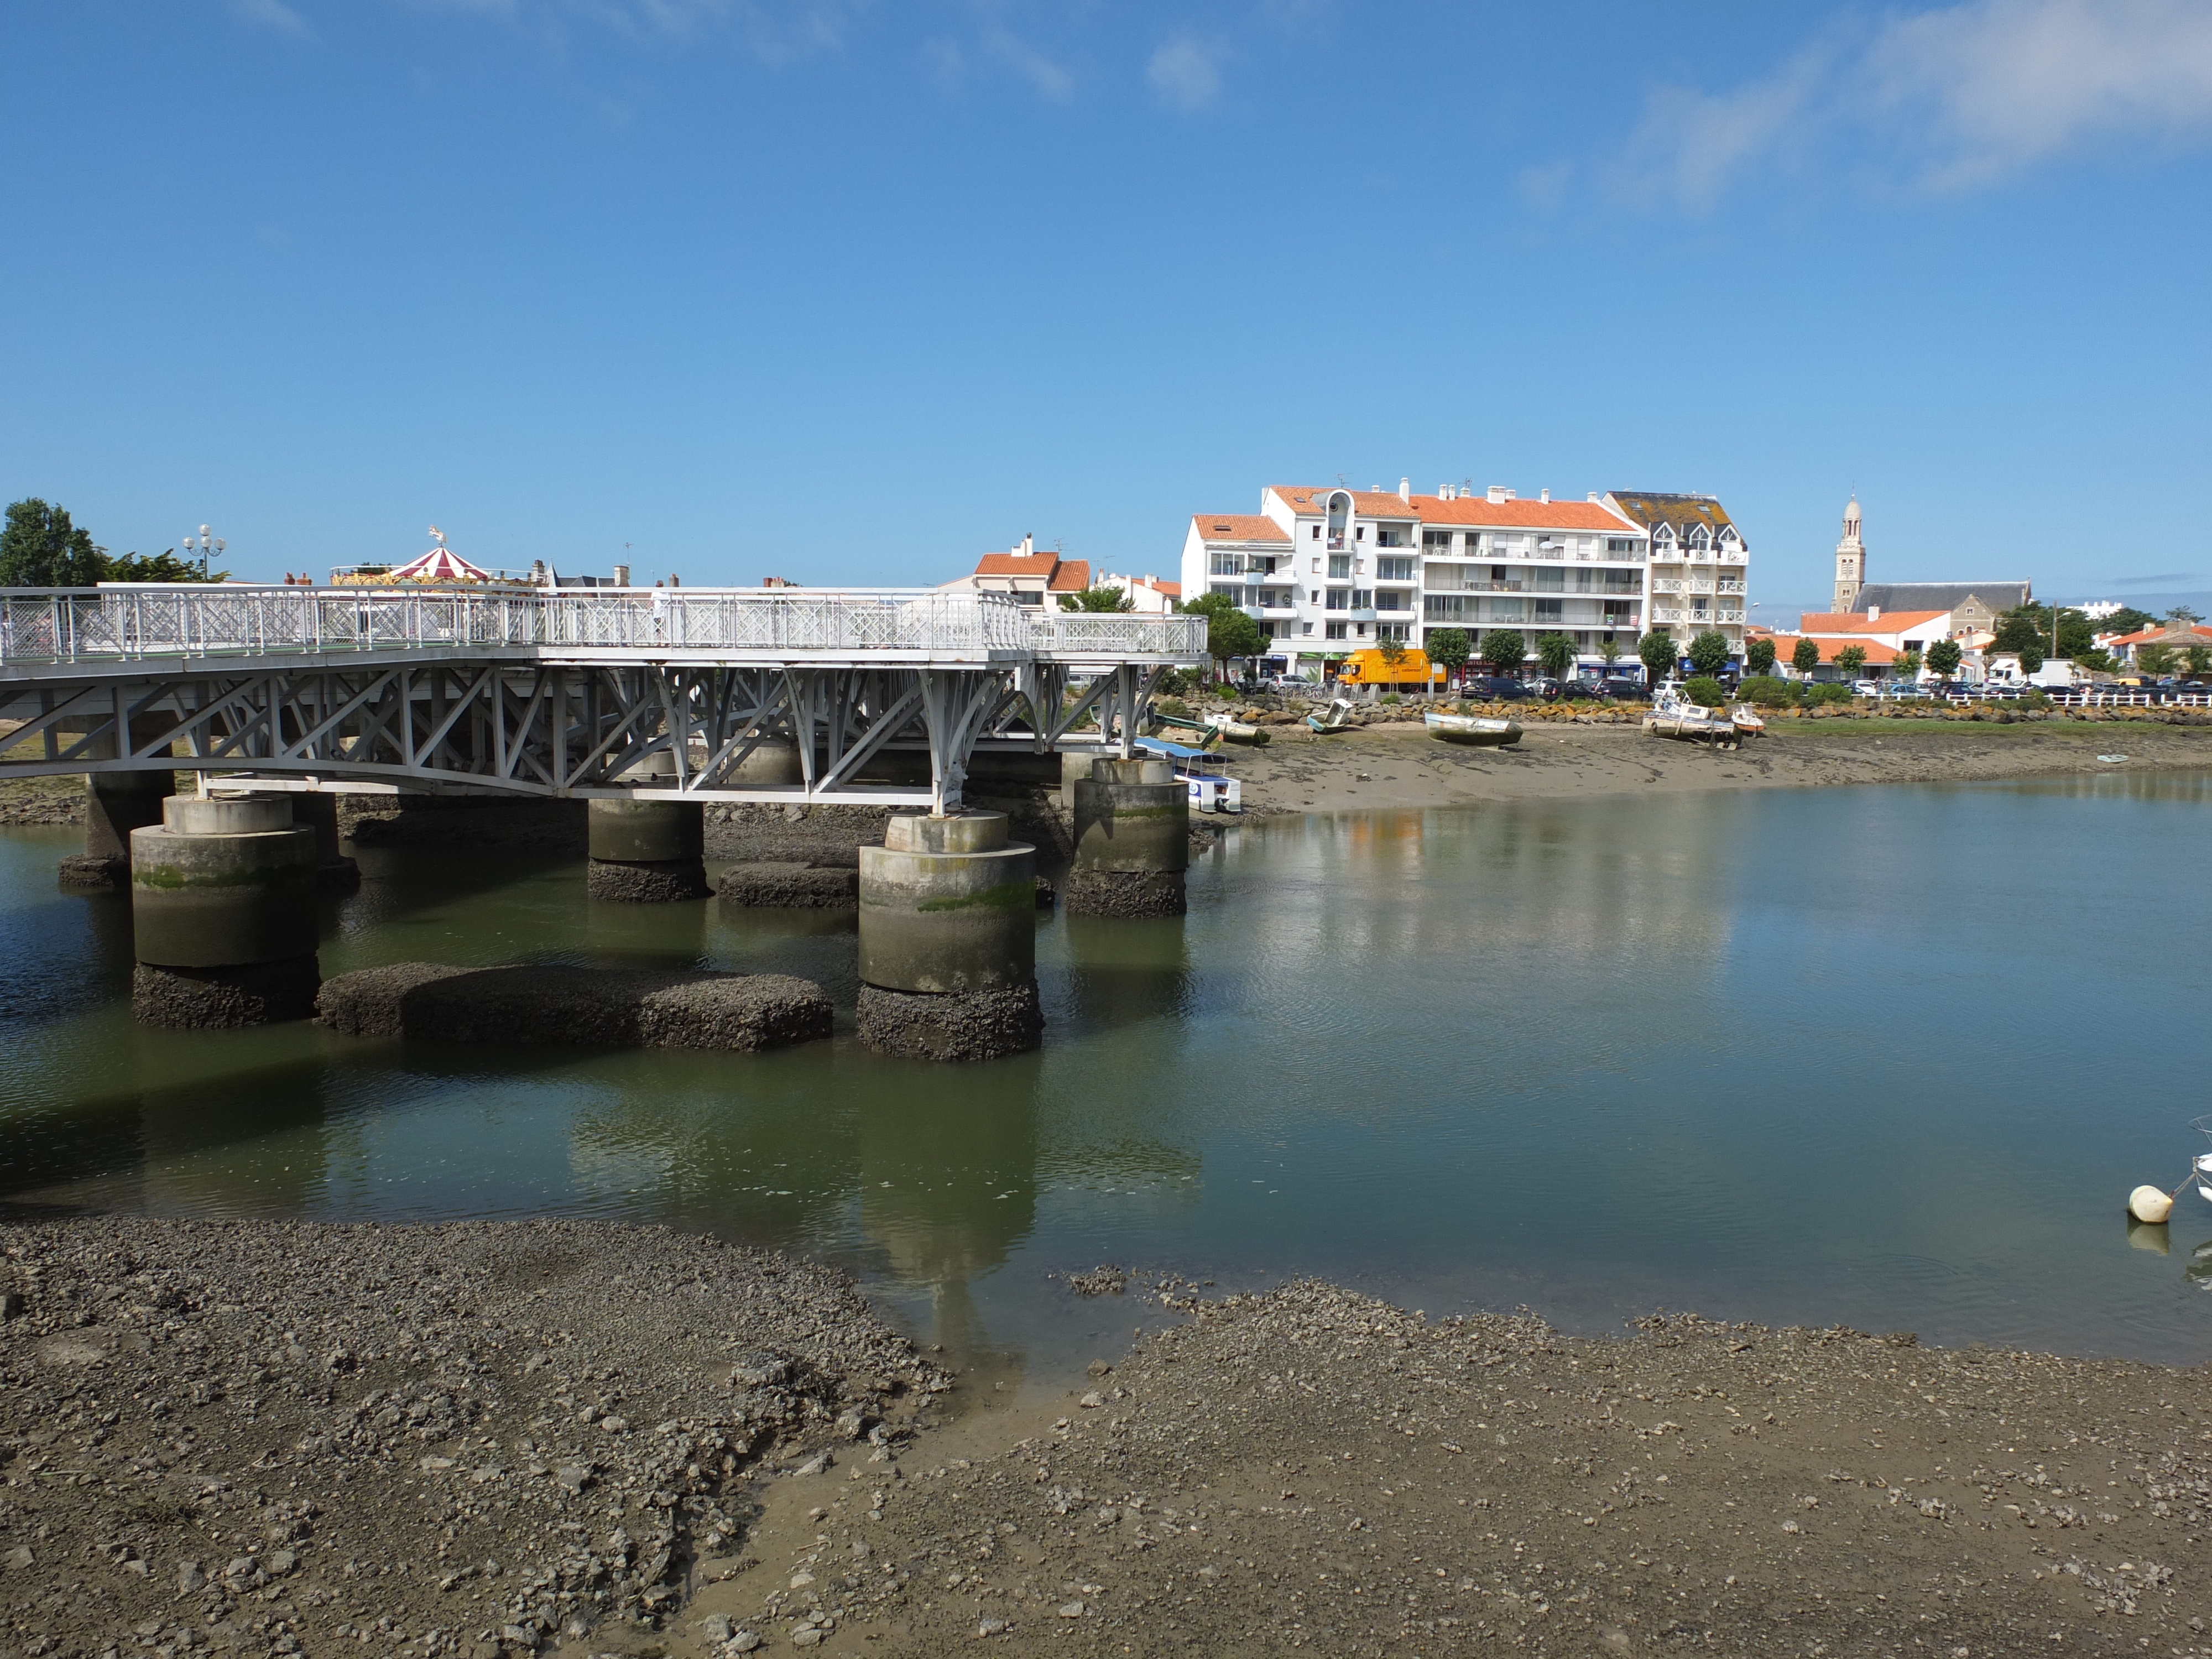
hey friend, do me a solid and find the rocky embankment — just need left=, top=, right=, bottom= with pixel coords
left=0, top=1218, right=947, bottom=1659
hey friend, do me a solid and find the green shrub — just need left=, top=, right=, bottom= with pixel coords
left=1738, top=675, right=1794, bottom=707
left=1380, top=692, right=1401, bottom=706
left=1156, top=697, right=1192, bottom=720
left=2018, top=688, right=2051, bottom=710
left=1808, top=682, right=1854, bottom=705
left=1683, top=676, right=1725, bottom=708
left=1154, top=667, right=1199, bottom=698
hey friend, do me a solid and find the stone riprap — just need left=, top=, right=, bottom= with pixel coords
left=854, top=982, right=1044, bottom=1062
left=316, top=962, right=831, bottom=1052
left=716, top=861, right=860, bottom=911
left=0, top=1217, right=947, bottom=1656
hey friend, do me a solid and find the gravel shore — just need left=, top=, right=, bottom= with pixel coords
left=9, top=1222, right=2211, bottom=1658
left=0, top=1218, right=946, bottom=1659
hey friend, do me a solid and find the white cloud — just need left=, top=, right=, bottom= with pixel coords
left=981, top=25, right=1073, bottom=101
left=398, top=0, right=857, bottom=60
left=1627, top=0, right=2212, bottom=209
left=1870, top=0, right=2212, bottom=187
left=1147, top=32, right=1225, bottom=112
left=1625, top=47, right=1828, bottom=210
left=231, top=0, right=310, bottom=34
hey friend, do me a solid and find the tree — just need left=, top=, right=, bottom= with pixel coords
left=1375, top=632, right=1407, bottom=674
left=1686, top=629, right=1731, bottom=678
left=1895, top=648, right=1922, bottom=680
left=1482, top=628, right=1527, bottom=676
left=1178, top=592, right=1265, bottom=679
left=1535, top=630, right=1577, bottom=682
left=1426, top=627, right=1471, bottom=687
left=1059, top=585, right=1134, bottom=613
left=1834, top=645, right=1867, bottom=678
left=2167, top=605, right=2203, bottom=624
left=1990, top=604, right=2048, bottom=673
left=0, top=499, right=105, bottom=587
left=2101, top=607, right=2157, bottom=635
left=1926, top=639, right=1962, bottom=680
left=1599, top=634, right=1622, bottom=670
left=2138, top=642, right=2177, bottom=676
left=1636, top=630, right=1676, bottom=682
left=2184, top=644, right=2211, bottom=679
left=107, top=548, right=227, bottom=583
left=1791, top=636, right=1821, bottom=676
left=1745, top=635, right=1776, bottom=676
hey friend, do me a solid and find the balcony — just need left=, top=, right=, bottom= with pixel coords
left=1718, top=578, right=1745, bottom=594
left=1651, top=579, right=1682, bottom=593
left=1348, top=608, right=1378, bottom=623
left=1241, top=570, right=1264, bottom=585
left=1717, top=608, right=1746, bottom=623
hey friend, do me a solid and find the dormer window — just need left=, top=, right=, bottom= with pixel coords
left=1687, top=525, right=1711, bottom=550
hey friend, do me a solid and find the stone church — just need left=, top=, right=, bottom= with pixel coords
left=1829, top=497, right=2029, bottom=637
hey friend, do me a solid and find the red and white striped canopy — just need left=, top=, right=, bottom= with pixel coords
left=386, top=546, right=492, bottom=584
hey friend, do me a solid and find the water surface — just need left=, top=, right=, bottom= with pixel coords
left=4, top=773, right=2208, bottom=1390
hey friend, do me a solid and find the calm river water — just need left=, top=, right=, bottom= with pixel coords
left=4, top=774, right=2209, bottom=1390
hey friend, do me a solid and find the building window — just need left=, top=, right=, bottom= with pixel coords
left=1210, top=584, right=1241, bottom=600
left=1327, top=554, right=1350, bottom=580
left=1355, top=526, right=1367, bottom=542
left=1325, top=588, right=1349, bottom=611
left=1311, top=525, right=1321, bottom=539
left=1355, top=623, right=1369, bottom=637
left=1209, top=553, right=1241, bottom=576
left=1535, top=599, right=1563, bottom=622
left=1532, top=567, right=1565, bottom=592
left=1324, top=620, right=1347, bottom=640
left=1379, top=622, right=1410, bottom=643
left=1607, top=538, right=1639, bottom=555
left=1301, top=621, right=1314, bottom=636
left=1421, top=531, right=1451, bottom=551
left=1425, top=594, right=1468, bottom=621
left=1352, top=589, right=1373, bottom=609
left=1376, top=590, right=1409, bottom=612
left=1376, top=556, right=1414, bottom=582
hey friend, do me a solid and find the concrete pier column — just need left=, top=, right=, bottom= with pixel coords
left=1065, top=757, right=1188, bottom=918
left=129, top=794, right=321, bottom=1027
left=291, top=791, right=362, bottom=893
left=59, top=771, right=175, bottom=890
left=856, top=811, right=1042, bottom=1061
left=586, top=755, right=708, bottom=901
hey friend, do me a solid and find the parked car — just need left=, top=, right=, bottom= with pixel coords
left=1465, top=676, right=1528, bottom=700
left=1851, top=679, right=1883, bottom=697
left=1593, top=676, right=1650, bottom=701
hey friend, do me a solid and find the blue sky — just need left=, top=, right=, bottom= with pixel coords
left=4, top=1, right=2210, bottom=613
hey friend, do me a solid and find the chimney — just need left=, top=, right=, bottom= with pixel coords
left=1867, top=605, right=1881, bottom=620
left=1020, top=533, right=1034, bottom=556
left=1539, top=489, right=1551, bottom=504
left=1399, top=477, right=1411, bottom=503
left=1486, top=485, right=1509, bottom=504
left=613, top=564, right=630, bottom=587
left=1587, top=492, right=1600, bottom=503
left=669, top=573, right=681, bottom=587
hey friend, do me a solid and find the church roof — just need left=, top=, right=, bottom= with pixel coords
left=1851, top=581, right=2030, bottom=615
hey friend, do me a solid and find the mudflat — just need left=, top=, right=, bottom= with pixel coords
left=1232, top=718, right=2212, bottom=814
left=7, top=1221, right=2210, bottom=1657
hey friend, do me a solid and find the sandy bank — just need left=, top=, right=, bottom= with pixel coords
left=1229, top=717, right=2212, bottom=814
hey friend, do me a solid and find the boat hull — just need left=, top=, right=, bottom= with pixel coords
left=1425, top=714, right=1521, bottom=747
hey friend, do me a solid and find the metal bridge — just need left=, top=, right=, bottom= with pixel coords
left=0, top=586, right=1206, bottom=812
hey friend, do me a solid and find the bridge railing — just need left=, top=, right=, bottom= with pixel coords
left=0, top=586, right=1202, bottom=665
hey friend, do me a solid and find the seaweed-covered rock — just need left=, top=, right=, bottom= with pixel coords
left=855, top=981, right=1043, bottom=1061
left=317, top=962, right=831, bottom=1052
left=716, top=862, right=859, bottom=911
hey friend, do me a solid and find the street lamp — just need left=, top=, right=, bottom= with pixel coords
left=182, top=524, right=225, bottom=580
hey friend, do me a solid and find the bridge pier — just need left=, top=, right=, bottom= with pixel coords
left=60, top=771, right=174, bottom=890
left=290, top=791, right=362, bottom=893
left=1066, top=757, right=1188, bottom=917
left=129, top=795, right=321, bottom=1027
left=857, top=812, right=1042, bottom=1061
left=587, top=756, right=708, bottom=901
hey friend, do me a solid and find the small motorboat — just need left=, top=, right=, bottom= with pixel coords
left=1425, top=709, right=1522, bottom=747
left=1306, top=698, right=1357, bottom=734
left=1135, top=737, right=1241, bottom=813
left=1729, top=704, right=1766, bottom=737
left=1645, top=681, right=1742, bottom=748
left=1206, top=713, right=1270, bottom=746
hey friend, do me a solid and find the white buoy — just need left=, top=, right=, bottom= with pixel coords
left=2129, top=1185, right=2174, bottom=1224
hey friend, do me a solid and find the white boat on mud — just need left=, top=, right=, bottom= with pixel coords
left=1306, top=698, right=1357, bottom=734
left=1206, top=713, right=1271, bottom=746
left=1645, top=682, right=1744, bottom=748
left=1136, top=737, right=1242, bottom=813
left=1424, top=709, right=1522, bottom=747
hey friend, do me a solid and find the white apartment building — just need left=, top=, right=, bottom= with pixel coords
left=1603, top=492, right=1751, bottom=664
left=1183, top=482, right=1758, bottom=675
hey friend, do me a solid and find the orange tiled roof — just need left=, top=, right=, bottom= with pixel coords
left=1265, top=486, right=1634, bottom=533
left=1767, top=634, right=1900, bottom=665
left=1192, top=514, right=1290, bottom=544
left=1795, top=609, right=1949, bottom=635
left=970, top=552, right=1092, bottom=592
left=2108, top=623, right=2212, bottom=646
left=1129, top=576, right=1182, bottom=597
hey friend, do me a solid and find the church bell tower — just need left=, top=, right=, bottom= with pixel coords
left=1833, top=496, right=1865, bottom=613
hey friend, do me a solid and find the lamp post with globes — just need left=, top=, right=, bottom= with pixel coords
left=182, top=525, right=225, bottom=581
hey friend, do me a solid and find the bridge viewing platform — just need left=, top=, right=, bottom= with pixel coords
left=0, top=585, right=1206, bottom=814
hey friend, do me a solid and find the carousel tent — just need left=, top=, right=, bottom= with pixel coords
left=385, top=544, right=493, bottom=583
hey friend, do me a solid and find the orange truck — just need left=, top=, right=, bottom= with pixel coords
left=1332, top=648, right=1448, bottom=688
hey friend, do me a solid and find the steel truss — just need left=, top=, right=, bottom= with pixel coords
left=0, top=659, right=1166, bottom=813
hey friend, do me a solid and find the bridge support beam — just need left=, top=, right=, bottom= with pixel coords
left=60, top=772, right=174, bottom=891
left=856, top=811, right=1041, bottom=1061
left=129, top=795, right=321, bottom=1027
left=1066, top=757, right=1188, bottom=918
left=586, top=753, right=709, bottom=902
